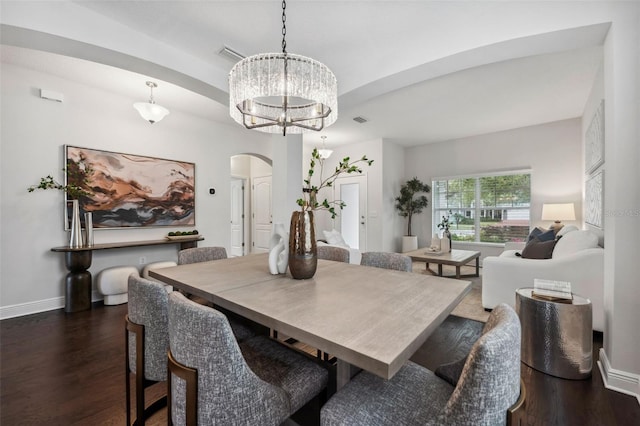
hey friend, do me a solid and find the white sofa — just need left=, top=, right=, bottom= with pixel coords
left=318, top=229, right=362, bottom=264
left=482, top=228, right=604, bottom=331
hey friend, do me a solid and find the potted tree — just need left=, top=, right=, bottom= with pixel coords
left=395, top=177, right=431, bottom=252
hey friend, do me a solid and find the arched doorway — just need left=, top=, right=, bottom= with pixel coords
left=230, top=154, right=273, bottom=256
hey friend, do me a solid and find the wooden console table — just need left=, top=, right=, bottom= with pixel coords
left=51, top=237, right=203, bottom=313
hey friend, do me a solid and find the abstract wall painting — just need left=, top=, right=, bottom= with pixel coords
left=65, top=146, right=195, bottom=229
left=585, top=170, right=603, bottom=229
left=585, top=100, right=604, bottom=174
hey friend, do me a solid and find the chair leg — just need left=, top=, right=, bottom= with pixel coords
left=126, top=316, right=147, bottom=425
left=168, top=350, right=198, bottom=426
left=126, top=316, right=167, bottom=425
left=507, top=378, right=526, bottom=426
left=125, top=317, right=132, bottom=426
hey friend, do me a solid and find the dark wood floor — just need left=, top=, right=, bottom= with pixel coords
left=1, top=304, right=638, bottom=425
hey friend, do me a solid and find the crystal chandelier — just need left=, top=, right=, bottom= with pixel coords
left=228, top=0, right=337, bottom=135
left=133, top=81, right=170, bottom=124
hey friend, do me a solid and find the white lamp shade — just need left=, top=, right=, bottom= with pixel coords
left=133, top=102, right=170, bottom=124
left=318, top=148, right=333, bottom=159
left=541, top=203, right=576, bottom=221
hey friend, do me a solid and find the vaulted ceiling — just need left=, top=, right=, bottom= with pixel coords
left=1, top=1, right=607, bottom=149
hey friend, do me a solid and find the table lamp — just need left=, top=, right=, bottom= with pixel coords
left=541, top=203, right=576, bottom=232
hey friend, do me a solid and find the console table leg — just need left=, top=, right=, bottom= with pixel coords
left=64, top=251, right=93, bottom=313
left=65, top=271, right=92, bottom=313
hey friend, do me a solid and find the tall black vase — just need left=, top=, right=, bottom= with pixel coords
left=288, top=210, right=317, bottom=279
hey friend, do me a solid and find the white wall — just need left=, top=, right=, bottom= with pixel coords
left=381, top=140, right=406, bottom=252
left=0, top=61, right=272, bottom=317
left=404, top=118, right=583, bottom=261
left=599, top=9, right=640, bottom=399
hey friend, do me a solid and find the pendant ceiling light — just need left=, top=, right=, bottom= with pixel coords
left=318, top=135, right=333, bottom=159
left=228, top=0, right=337, bottom=136
left=133, top=81, right=170, bottom=124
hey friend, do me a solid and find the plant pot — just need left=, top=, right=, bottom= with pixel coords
left=402, top=235, right=418, bottom=252
left=288, top=211, right=317, bottom=279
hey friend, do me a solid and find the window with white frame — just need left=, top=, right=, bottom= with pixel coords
left=432, top=172, right=531, bottom=244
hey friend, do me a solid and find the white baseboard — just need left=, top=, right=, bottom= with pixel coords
left=0, top=292, right=104, bottom=320
left=598, top=348, right=640, bottom=404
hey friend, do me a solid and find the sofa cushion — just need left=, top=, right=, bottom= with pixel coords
left=527, top=227, right=556, bottom=241
left=527, top=227, right=544, bottom=241
left=557, top=224, right=579, bottom=237
left=323, top=229, right=349, bottom=247
left=552, top=230, right=599, bottom=259
left=521, top=238, right=558, bottom=259
left=537, top=229, right=557, bottom=242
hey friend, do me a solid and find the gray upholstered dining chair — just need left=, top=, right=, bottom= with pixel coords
left=176, top=246, right=257, bottom=342
left=317, top=245, right=350, bottom=263
left=320, top=303, right=524, bottom=426
left=178, top=246, right=227, bottom=265
left=167, top=292, right=329, bottom=425
left=125, top=275, right=170, bottom=426
left=360, top=251, right=412, bottom=272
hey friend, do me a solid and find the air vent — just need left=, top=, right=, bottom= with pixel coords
left=218, top=46, right=246, bottom=62
left=353, top=116, right=368, bottom=124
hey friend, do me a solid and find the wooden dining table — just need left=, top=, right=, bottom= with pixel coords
left=150, top=253, right=471, bottom=390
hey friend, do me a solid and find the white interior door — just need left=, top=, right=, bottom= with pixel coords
left=252, top=175, right=272, bottom=253
left=230, top=178, right=245, bottom=256
left=335, top=175, right=367, bottom=250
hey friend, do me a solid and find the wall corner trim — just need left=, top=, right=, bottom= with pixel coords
left=597, top=348, right=640, bottom=404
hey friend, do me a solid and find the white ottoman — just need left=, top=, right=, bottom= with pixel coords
left=142, top=261, right=177, bottom=293
left=97, top=266, right=139, bottom=305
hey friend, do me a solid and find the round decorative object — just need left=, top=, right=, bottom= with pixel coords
left=288, top=210, right=317, bottom=279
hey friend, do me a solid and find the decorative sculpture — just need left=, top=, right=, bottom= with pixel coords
left=269, top=223, right=289, bottom=275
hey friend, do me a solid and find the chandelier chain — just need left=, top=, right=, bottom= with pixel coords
left=281, top=0, right=287, bottom=54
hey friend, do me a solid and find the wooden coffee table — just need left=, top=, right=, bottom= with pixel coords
left=404, top=248, right=480, bottom=279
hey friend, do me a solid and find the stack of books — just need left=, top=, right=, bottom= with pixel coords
left=532, top=278, right=573, bottom=303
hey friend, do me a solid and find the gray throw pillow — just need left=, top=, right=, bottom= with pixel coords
left=521, top=237, right=558, bottom=259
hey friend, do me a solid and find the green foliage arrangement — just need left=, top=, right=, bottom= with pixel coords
left=395, top=177, right=431, bottom=236
left=27, top=159, right=93, bottom=199
left=296, top=148, right=373, bottom=219
left=437, top=209, right=453, bottom=232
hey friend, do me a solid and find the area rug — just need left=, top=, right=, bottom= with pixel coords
left=411, top=263, right=489, bottom=323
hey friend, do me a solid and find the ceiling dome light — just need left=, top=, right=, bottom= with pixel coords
left=133, top=81, right=170, bottom=124
left=228, top=0, right=337, bottom=136
left=318, top=136, right=333, bottom=159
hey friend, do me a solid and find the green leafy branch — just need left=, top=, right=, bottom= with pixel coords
left=28, top=158, right=94, bottom=200
left=437, top=209, right=453, bottom=232
left=296, top=148, right=373, bottom=219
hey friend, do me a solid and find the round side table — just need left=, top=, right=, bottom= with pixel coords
left=515, top=287, right=592, bottom=379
